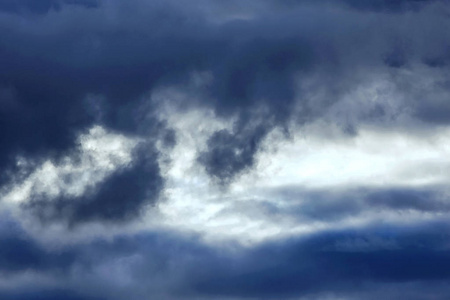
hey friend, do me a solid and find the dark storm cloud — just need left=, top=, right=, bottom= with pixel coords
left=0, top=0, right=223, bottom=193
left=0, top=0, right=449, bottom=187
left=0, top=0, right=198, bottom=220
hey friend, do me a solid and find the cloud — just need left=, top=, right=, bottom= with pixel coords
left=2, top=214, right=450, bottom=300
left=198, top=125, right=269, bottom=184
left=189, top=220, right=450, bottom=299
left=262, top=186, right=450, bottom=223
left=25, top=143, right=163, bottom=225
left=0, top=126, right=166, bottom=226
left=0, top=215, right=76, bottom=274
left=0, top=0, right=447, bottom=185
left=0, top=0, right=450, bottom=299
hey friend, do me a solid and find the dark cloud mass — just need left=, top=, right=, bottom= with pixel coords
left=198, top=123, right=269, bottom=183
left=0, top=0, right=450, bottom=299
left=0, top=0, right=448, bottom=183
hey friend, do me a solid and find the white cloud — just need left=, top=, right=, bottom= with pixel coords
left=152, top=107, right=450, bottom=244
left=4, top=85, right=450, bottom=247
left=247, top=126, right=450, bottom=189
left=1, top=125, right=139, bottom=206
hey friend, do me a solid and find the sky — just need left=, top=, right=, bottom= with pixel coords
left=0, top=0, right=450, bottom=299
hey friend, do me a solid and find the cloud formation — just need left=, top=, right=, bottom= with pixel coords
left=0, top=0, right=450, bottom=299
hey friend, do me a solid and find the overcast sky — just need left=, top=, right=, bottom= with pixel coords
left=1, top=0, right=450, bottom=299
